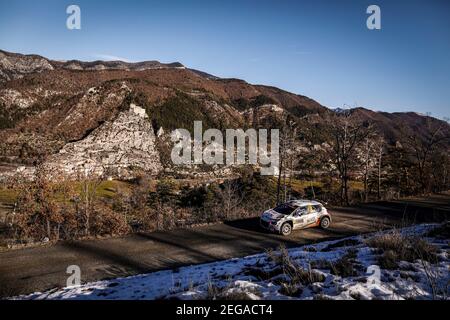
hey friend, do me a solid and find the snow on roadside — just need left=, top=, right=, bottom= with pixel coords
left=13, top=223, right=449, bottom=300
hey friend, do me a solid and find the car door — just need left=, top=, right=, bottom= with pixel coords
left=291, top=206, right=308, bottom=229
left=303, top=204, right=320, bottom=226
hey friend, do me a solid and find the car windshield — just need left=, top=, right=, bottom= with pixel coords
left=273, top=203, right=298, bottom=215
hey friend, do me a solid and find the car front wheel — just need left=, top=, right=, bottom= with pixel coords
left=320, top=217, right=331, bottom=229
left=280, top=222, right=292, bottom=236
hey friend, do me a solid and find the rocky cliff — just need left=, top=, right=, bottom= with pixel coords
left=43, top=104, right=161, bottom=179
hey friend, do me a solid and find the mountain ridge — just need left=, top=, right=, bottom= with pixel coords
left=1, top=49, right=446, bottom=122
left=0, top=49, right=449, bottom=180
left=0, top=49, right=186, bottom=82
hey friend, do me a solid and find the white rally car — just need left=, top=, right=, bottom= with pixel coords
left=260, top=200, right=332, bottom=236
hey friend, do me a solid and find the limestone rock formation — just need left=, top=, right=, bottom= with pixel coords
left=44, top=104, right=162, bottom=179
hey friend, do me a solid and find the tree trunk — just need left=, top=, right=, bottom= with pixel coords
left=276, top=153, right=283, bottom=205
left=310, top=180, right=316, bottom=199
left=377, top=146, right=382, bottom=200
left=342, top=163, right=350, bottom=206
left=363, top=139, right=370, bottom=202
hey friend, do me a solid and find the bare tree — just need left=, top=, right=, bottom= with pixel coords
left=76, top=164, right=104, bottom=236
left=276, top=119, right=297, bottom=204
left=327, top=111, right=371, bottom=205
left=362, top=131, right=384, bottom=202
left=296, top=140, right=324, bottom=200
left=376, top=140, right=385, bottom=200
left=400, top=115, right=450, bottom=193
left=220, top=180, right=243, bottom=219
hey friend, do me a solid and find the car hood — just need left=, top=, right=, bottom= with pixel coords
left=262, top=209, right=286, bottom=221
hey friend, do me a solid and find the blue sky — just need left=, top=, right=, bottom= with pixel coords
left=0, top=0, right=449, bottom=119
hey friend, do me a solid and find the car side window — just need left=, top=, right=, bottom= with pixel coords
left=295, top=207, right=307, bottom=216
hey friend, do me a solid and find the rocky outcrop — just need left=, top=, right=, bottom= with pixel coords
left=241, top=104, right=285, bottom=126
left=44, top=104, right=162, bottom=179
left=0, top=50, right=54, bottom=82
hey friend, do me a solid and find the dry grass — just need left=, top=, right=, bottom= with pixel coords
left=242, top=266, right=283, bottom=281
left=328, top=249, right=361, bottom=277
left=0, top=180, right=133, bottom=207
left=267, top=245, right=325, bottom=297
left=366, top=230, right=439, bottom=269
left=311, top=249, right=361, bottom=278
left=278, top=282, right=303, bottom=297
left=204, top=281, right=261, bottom=300
left=365, top=230, right=405, bottom=252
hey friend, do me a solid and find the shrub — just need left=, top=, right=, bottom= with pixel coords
left=204, top=281, right=261, bottom=300
left=8, top=173, right=133, bottom=241
left=328, top=249, right=360, bottom=277
left=242, top=266, right=283, bottom=281
left=378, top=250, right=399, bottom=269
left=154, top=179, right=177, bottom=203
left=365, top=231, right=405, bottom=253
left=267, top=245, right=325, bottom=297
left=89, top=204, right=130, bottom=236
left=279, top=282, right=303, bottom=297
left=11, top=175, right=78, bottom=241
left=366, top=231, right=439, bottom=269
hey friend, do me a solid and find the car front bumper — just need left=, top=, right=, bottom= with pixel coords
left=260, top=218, right=281, bottom=232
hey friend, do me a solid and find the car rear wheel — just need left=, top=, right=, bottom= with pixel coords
left=280, top=223, right=292, bottom=236
left=320, top=217, right=330, bottom=229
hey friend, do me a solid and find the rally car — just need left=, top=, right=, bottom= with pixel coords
left=260, top=200, right=331, bottom=236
